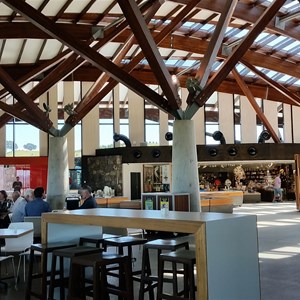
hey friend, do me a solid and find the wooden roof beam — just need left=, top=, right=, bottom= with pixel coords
left=2, top=0, right=176, bottom=119
left=64, top=0, right=202, bottom=127
left=232, top=67, right=281, bottom=144
left=185, top=0, right=287, bottom=119
left=72, top=0, right=162, bottom=114
left=0, top=66, right=52, bottom=131
left=240, top=59, right=300, bottom=106
left=118, top=0, right=181, bottom=110
left=185, top=0, right=238, bottom=109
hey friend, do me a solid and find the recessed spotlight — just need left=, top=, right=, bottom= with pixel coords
left=248, top=147, right=257, bottom=156
left=133, top=150, right=142, bottom=158
left=208, top=148, right=218, bottom=157
left=228, top=147, right=237, bottom=156
left=152, top=149, right=161, bottom=158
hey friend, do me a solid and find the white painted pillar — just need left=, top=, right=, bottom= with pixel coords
left=292, top=106, right=300, bottom=142
left=283, top=104, right=292, bottom=143
left=240, top=96, right=257, bottom=143
left=47, top=136, right=69, bottom=210
left=82, top=82, right=99, bottom=155
left=159, top=110, right=169, bottom=146
left=172, top=120, right=200, bottom=212
left=64, top=81, right=78, bottom=169
left=113, top=85, right=120, bottom=147
left=128, top=89, right=144, bottom=146
left=0, top=113, right=6, bottom=156
left=263, top=99, right=278, bottom=143
left=219, top=92, right=234, bottom=144
left=39, top=92, right=48, bottom=156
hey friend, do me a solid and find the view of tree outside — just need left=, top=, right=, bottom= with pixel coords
left=6, top=121, right=40, bottom=156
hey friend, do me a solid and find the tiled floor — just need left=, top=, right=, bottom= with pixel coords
left=1, top=201, right=300, bottom=299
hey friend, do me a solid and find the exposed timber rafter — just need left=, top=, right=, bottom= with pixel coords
left=68, top=0, right=163, bottom=125
left=1, top=0, right=179, bottom=119
left=64, top=0, right=202, bottom=127
left=118, top=0, right=181, bottom=110
left=0, top=101, right=44, bottom=130
left=0, top=65, right=52, bottom=131
left=185, top=0, right=238, bottom=109
left=240, top=59, right=300, bottom=106
left=232, top=68, right=281, bottom=144
left=0, top=49, right=73, bottom=100
left=185, top=0, right=287, bottom=119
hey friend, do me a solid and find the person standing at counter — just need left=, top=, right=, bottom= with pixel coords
left=79, top=185, right=97, bottom=209
left=273, top=174, right=283, bottom=202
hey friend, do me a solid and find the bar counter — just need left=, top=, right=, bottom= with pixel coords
left=42, top=208, right=260, bottom=300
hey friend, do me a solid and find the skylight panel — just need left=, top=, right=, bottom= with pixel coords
left=234, top=29, right=249, bottom=39
left=165, top=59, right=178, bottom=66
left=277, top=74, right=293, bottom=83
left=181, top=60, right=198, bottom=68
left=283, top=40, right=300, bottom=51
left=267, top=36, right=287, bottom=47
left=254, top=33, right=269, bottom=43
left=201, top=24, right=214, bottom=31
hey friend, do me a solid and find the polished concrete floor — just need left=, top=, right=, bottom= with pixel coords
left=1, top=201, right=300, bottom=299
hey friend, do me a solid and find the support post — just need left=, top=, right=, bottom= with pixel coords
left=172, top=120, right=200, bottom=212
left=47, top=136, right=69, bottom=210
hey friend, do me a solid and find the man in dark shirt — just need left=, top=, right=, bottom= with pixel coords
left=79, top=185, right=97, bottom=209
left=25, top=187, right=51, bottom=216
left=12, top=176, right=22, bottom=192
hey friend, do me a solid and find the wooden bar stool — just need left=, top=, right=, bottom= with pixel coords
left=102, top=235, right=147, bottom=274
left=157, top=249, right=196, bottom=300
left=48, top=246, right=103, bottom=300
left=138, top=239, right=189, bottom=300
left=68, top=252, right=133, bottom=300
left=79, top=233, right=120, bottom=249
left=25, top=242, right=77, bottom=300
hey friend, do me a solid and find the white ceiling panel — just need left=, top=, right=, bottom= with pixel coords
left=39, top=39, right=63, bottom=60
left=99, top=42, right=122, bottom=57
left=20, top=39, right=45, bottom=64
left=65, top=0, right=91, bottom=13
left=88, top=0, right=116, bottom=14
left=0, top=3, right=13, bottom=14
left=1, top=39, right=24, bottom=64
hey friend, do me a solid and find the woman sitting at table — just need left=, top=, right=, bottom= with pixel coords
left=0, top=190, right=12, bottom=229
left=79, top=185, right=97, bottom=209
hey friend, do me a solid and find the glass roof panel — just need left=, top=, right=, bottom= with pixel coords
left=266, top=35, right=287, bottom=47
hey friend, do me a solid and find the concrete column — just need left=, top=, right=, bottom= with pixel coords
left=47, top=136, right=69, bottom=210
left=172, top=120, right=200, bottom=212
left=219, top=92, right=234, bottom=144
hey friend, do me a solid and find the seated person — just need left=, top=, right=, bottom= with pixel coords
left=11, top=189, right=34, bottom=222
left=79, top=185, right=97, bottom=209
left=0, top=190, right=12, bottom=229
left=25, top=187, right=51, bottom=216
